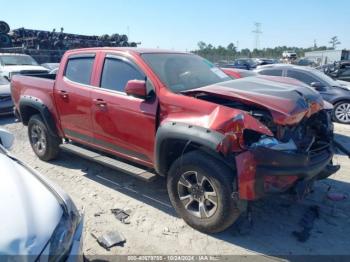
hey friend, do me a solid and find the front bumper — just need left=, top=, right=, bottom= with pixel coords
left=236, top=143, right=336, bottom=200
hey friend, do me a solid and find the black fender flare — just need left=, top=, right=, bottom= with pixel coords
left=19, top=95, right=58, bottom=137
left=154, top=121, right=226, bottom=176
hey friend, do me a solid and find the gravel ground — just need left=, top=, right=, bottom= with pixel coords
left=1, top=116, right=350, bottom=259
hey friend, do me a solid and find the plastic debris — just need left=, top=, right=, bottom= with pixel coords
left=111, top=208, right=131, bottom=224
left=251, top=136, right=297, bottom=151
left=91, top=231, right=126, bottom=251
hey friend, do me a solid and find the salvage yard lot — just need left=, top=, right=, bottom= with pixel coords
left=1, top=116, right=350, bottom=258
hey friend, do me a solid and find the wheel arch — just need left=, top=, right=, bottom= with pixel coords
left=19, top=96, right=59, bottom=137
left=154, top=121, right=235, bottom=176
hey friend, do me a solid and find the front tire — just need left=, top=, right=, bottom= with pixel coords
left=167, top=151, right=245, bottom=233
left=333, top=101, right=350, bottom=124
left=28, top=114, right=61, bottom=161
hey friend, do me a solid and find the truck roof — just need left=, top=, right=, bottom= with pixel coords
left=65, top=47, right=188, bottom=55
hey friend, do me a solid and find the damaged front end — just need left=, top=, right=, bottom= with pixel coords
left=231, top=110, right=339, bottom=200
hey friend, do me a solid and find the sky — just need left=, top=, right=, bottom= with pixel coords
left=2, top=0, right=349, bottom=51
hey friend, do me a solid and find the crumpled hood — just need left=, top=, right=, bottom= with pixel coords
left=0, top=153, right=62, bottom=257
left=186, top=76, right=324, bottom=125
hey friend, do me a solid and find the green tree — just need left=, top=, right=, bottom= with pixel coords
left=329, top=36, right=341, bottom=50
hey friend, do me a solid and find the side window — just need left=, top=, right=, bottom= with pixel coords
left=101, top=58, right=145, bottom=92
left=287, top=70, right=318, bottom=85
left=65, top=57, right=94, bottom=85
left=259, top=69, right=283, bottom=76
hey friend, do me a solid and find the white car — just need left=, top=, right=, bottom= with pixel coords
left=0, top=53, right=49, bottom=80
left=0, top=129, right=83, bottom=260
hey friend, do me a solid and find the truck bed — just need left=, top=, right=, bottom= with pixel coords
left=11, top=74, right=58, bottom=128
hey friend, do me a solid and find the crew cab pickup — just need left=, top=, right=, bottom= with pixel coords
left=11, top=48, right=339, bottom=233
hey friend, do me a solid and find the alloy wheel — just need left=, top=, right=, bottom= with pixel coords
left=335, top=102, right=350, bottom=123
left=30, top=124, right=47, bottom=154
left=177, top=171, right=218, bottom=219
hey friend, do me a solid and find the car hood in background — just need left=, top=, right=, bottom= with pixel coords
left=184, top=76, right=324, bottom=125
left=0, top=83, right=11, bottom=96
left=0, top=153, right=62, bottom=257
left=336, top=80, right=350, bottom=90
left=2, top=65, right=49, bottom=73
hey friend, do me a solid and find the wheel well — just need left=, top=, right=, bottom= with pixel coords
left=20, top=105, right=41, bottom=125
left=158, top=138, right=234, bottom=176
left=333, top=99, right=350, bottom=106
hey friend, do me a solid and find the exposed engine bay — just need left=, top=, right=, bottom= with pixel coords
left=193, top=93, right=333, bottom=154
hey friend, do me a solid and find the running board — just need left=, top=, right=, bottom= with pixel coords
left=60, top=143, right=157, bottom=182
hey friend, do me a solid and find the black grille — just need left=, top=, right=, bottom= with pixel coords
left=19, top=70, right=48, bottom=75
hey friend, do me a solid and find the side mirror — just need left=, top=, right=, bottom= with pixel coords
left=125, top=80, right=147, bottom=99
left=310, top=82, right=325, bottom=91
left=0, top=129, right=14, bottom=150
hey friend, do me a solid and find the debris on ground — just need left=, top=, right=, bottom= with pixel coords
left=111, top=208, right=131, bottom=224
left=91, top=231, right=126, bottom=251
left=94, top=211, right=104, bottom=217
left=292, top=205, right=320, bottom=242
left=162, top=227, right=179, bottom=235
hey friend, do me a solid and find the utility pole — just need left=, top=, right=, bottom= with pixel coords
left=127, top=26, right=130, bottom=40
left=252, top=22, right=262, bottom=50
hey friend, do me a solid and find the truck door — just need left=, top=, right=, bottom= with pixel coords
left=90, top=54, right=158, bottom=166
left=54, top=53, right=96, bottom=143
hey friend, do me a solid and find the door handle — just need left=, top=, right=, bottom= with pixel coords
left=59, top=90, right=69, bottom=99
left=93, top=98, right=107, bottom=108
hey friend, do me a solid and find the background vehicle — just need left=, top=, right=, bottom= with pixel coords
left=222, top=58, right=258, bottom=70
left=282, top=51, right=297, bottom=60
left=296, top=57, right=318, bottom=67
left=0, top=53, right=49, bottom=79
left=0, top=76, right=13, bottom=115
left=255, top=64, right=350, bottom=124
left=41, top=62, right=60, bottom=71
left=11, top=48, right=338, bottom=233
left=0, top=129, right=83, bottom=260
left=324, top=60, right=350, bottom=82
left=221, top=68, right=258, bottom=79
left=256, top=58, right=278, bottom=66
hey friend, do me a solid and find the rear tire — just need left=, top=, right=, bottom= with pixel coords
left=28, top=114, right=61, bottom=161
left=167, top=150, right=245, bottom=233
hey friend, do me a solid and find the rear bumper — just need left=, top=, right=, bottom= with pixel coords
left=236, top=144, right=336, bottom=200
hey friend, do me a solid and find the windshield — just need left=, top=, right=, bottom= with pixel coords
left=0, top=55, right=38, bottom=66
left=310, top=68, right=339, bottom=86
left=142, top=53, right=231, bottom=92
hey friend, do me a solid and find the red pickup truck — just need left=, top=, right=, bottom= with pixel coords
left=12, top=48, right=339, bottom=233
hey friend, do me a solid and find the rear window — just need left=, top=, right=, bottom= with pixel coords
left=64, top=57, right=94, bottom=85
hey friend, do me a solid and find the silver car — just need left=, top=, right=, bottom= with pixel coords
left=0, top=129, right=83, bottom=261
left=0, top=76, right=13, bottom=116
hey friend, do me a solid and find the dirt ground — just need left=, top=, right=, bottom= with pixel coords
left=1, top=116, right=350, bottom=259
